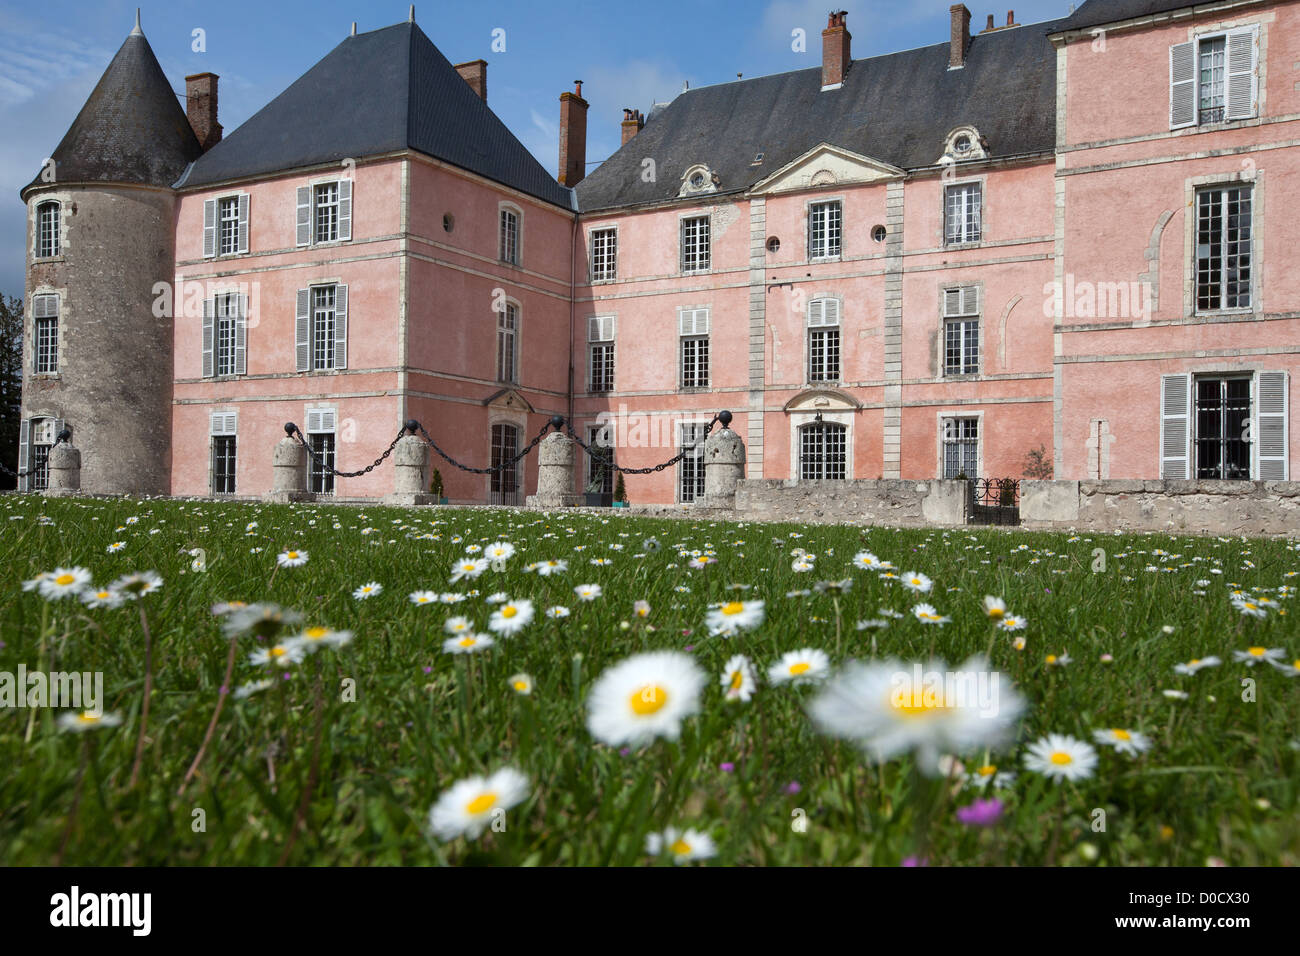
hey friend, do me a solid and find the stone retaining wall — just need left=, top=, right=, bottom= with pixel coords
left=731, top=478, right=968, bottom=526
left=1022, top=480, right=1300, bottom=536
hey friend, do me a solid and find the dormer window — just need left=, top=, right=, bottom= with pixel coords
left=679, top=164, right=718, bottom=197
left=938, top=126, right=987, bottom=164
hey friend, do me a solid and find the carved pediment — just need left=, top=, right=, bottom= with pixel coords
left=483, top=388, right=536, bottom=414
left=783, top=388, right=862, bottom=413
left=750, top=144, right=903, bottom=196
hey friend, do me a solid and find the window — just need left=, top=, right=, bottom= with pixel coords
left=944, top=183, right=981, bottom=245
left=680, top=216, right=710, bottom=274
left=497, top=302, right=518, bottom=383
left=587, top=425, right=614, bottom=497
left=1194, top=376, right=1251, bottom=480
left=588, top=315, right=615, bottom=393
left=312, top=286, right=337, bottom=371
left=314, top=182, right=339, bottom=244
left=204, top=194, right=248, bottom=257
left=305, top=408, right=336, bottom=495
left=942, top=417, right=979, bottom=478
left=800, top=421, right=847, bottom=480
left=807, top=298, right=840, bottom=382
left=590, top=228, right=617, bottom=281
left=1170, top=27, right=1258, bottom=129
left=33, top=294, right=58, bottom=374
left=490, top=423, right=521, bottom=505
left=295, top=285, right=348, bottom=372
left=1195, top=186, right=1252, bottom=312
left=678, top=422, right=707, bottom=502
left=809, top=201, right=842, bottom=259
left=210, top=412, right=237, bottom=495
left=679, top=308, right=710, bottom=388
left=296, top=181, right=352, bottom=247
left=500, top=207, right=520, bottom=265
left=943, top=286, right=980, bottom=375
left=215, top=294, right=238, bottom=376
left=36, top=202, right=60, bottom=258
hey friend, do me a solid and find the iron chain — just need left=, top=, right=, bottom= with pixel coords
left=415, top=419, right=555, bottom=475
left=290, top=425, right=405, bottom=479
left=563, top=413, right=720, bottom=475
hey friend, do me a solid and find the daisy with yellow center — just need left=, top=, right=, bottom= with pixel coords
left=1093, top=727, right=1152, bottom=756
left=1174, top=656, right=1221, bottom=675
left=489, top=598, right=534, bottom=636
left=289, top=626, right=354, bottom=653
left=442, top=632, right=494, bottom=655
left=507, top=673, right=534, bottom=695
left=1233, top=646, right=1285, bottom=666
left=37, top=566, right=92, bottom=601
left=587, top=651, right=705, bottom=747
left=645, top=827, right=717, bottom=864
left=720, top=654, right=757, bottom=702
left=1023, top=733, right=1097, bottom=782
left=276, top=549, right=309, bottom=568
left=56, top=710, right=123, bottom=733
left=428, top=767, right=530, bottom=841
left=409, top=590, right=438, bottom=605
left=768, top=648, right=830, bottom=687
left=982, top=596, right=1006, bottom=619
left=911, top=603, right=951, bottom=626
left=248, top=642, right=306, bottom=668
left=705, top=599, right=765, bottom=636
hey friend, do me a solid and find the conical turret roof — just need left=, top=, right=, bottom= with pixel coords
left=22, top=15, right=201, bottom=197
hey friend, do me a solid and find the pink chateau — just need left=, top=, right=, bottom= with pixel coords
left=18, top=2, right=1300, bottom=504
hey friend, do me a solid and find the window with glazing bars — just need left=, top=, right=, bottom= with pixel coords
left=490, top=423, right=520, bottom=501
left=590, top=228, right=617, bottom=281
left=944, top=320, right=979, bottom=375
left=809, top=201, right=842, bottom=259
left=218, top=196, right=240, bottom=256
left=942, top=417, right=979, bottom=478
left=800, top=422, right=847, bottom=480
left=1196, top=186, right=1252, bottom=311
left=497, top=303, right=518, bottom=383
left=215, top=293, right=238, bottom=376
left=680, top=216, right=710, bottom=273
left=212, top=436, right=237, bottom=494
left=308, top=432, right=335, bottom=495
left=312, top=285, right=337, bottom=370
left=944, top=183, right=981, bottom=244
left=680, top=336, right=709, bottom=388
left=314, top=182, right=339, bottom=243
left=36, top=202, right=59, bottom=258
left=678, top=422, right=707, bottom=502
left=33, top=296, right=58, bottom=374
left=500, top=208, right=519, bottom=264
left=1194, top=376, right=1251, bottom=479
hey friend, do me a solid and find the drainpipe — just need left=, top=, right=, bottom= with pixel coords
left=568, top=209, right=577, bottom=427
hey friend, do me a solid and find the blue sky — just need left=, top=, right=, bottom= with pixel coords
left=0, top=0, right=1073, bottom=299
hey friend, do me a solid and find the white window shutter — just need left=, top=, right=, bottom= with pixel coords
left=305, top=408, right=320, bottom=433
left=1160, top=373, right=1192, bottom=479
left=235, top=294, right=248, bottom=375
left=296, top=187, right=312, bottom=247
left=17, top=419, right=29, bottom=492
left=203, top=199, right=217, bottom=258
left=587, top=316, right=600, bottom=341
left=295, top=289, right=310, bottom=371
left=962, top=286, right=979, bottom=315
left=824, top=298, right=840, bottom=325
left=679, top=308, right=709, bottom=335
left=202, top=298, right=215, bottom=378
left=1225, top=26, right=1260, bottom=121
left=1256, top=370, right=1288, bottom=481
left=310, top=408, right=337, bottom=433
left=1170, top=41, right=1197, bottom=129
left=808, top=299, right=826, bottom=327
left=588, top=315, right=614, bottom=342
left=236, top=194, right=250, bottom=254
left=334, top=284, right=348, bottom=370
left=337, top=179, right=352, bottom=242
left=210, top=412, right=237, bottom=436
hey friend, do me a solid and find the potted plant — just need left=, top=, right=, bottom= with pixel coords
left=613, top=472, right=628, bottom=508
left=430, top=468, right=448, bottom=505
left=584, top=455, right=612, bottom=507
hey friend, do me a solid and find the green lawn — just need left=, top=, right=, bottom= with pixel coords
left=1, top=495, right=1297, bottom=865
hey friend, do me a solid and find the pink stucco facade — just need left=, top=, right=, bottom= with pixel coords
left=163, top=2, right=1300, bottom=505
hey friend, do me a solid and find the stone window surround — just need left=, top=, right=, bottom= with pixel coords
left=1182, top=168, right=1262, bottom=318
left=789, top=409, right=855, bottom=481
left=805, top=195, right=845, bottom=264
left=28, top=285, right=65, bottom=380
left=937, top=279, right=985, bottom=379
left=486, top=408, right=528, bottom=500
left=496, top=294, right=522, bottom=385
left=675, top=416, right=711, bottom=503
left=587, top=223, right=618, bottom=283
left=306, top=174, right=352, bottom=248
left=935, top=409, right=985, bottom=479
left=33, top=197, right=66, bottom=261
left=804, top=291, right=844, bottom=387
left=498, top=200, right=523, bottom=266
left=677, top=210, right=713, bottom=276
left=941, top=173, right=987, bottom=249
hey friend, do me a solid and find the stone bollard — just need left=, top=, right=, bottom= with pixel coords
left=699, top=415, right=745, bottom=510
left=526, top=431, right=583, bottom=508
left=44, top=440, right=81, bottom=497
left=266, top=429, right=312, bottom=503
left=383, top=434, right=436, bottom=506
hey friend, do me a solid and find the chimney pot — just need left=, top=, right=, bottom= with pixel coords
left=558, top=83, right=589, bottom=186
left=1008, top=10, right=1015, bottom=25
left=986, top=14, right=995, bottom=29
left=185, top=72, right=222, bottom=151
left=454, top=60, right=487, bottom=101
left=620, top=107, right=645, bottom=147
left=821, top=10, right=852, bottom=89
left=949, top=4, right=972, bottom=69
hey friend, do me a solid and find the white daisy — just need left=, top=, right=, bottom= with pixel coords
left=587, top=651, right=706, bottom=748
left=982, top=596, right=1007, bottom=619
left=276, top=549, right=309, bottom=568
left=546, top=606, right=571, bottom=619
left=768, top=648, right=830, bottom=686
left=1233, top=646, right=1286, bottom=666
left=968, top=764, right=1017, bottom=790
left=488, top=598, right=535, bottom=637
left=1093, top=727, right=1152, bottom=757
left=1173, top=656, right=1221, bottom=675
left=853, top=551, right=885, bottom=571
left=80, top=587, right=124, bottom=610
left=109, top=570, right=163, bottom=599
left=56, top=711, right=123, bottom=733
left=911, top=603, right=951, bottom=626
left=1270, top=657, right=1300, bottom=677
left=37, top=567, right=92, bottom=601
left=248, top=642, right=307, bottom=668
left=574, top=583, right=603, bottom=602
left=534, top=559, right=568, bottom=576
left=450, top=557, right=489, bottom=583
left=508, top=673, right=534, bottom=695
left=290, top=626, right=354, bottom=652
left=705, top=599, right=765, bottom=636
left=645, top=827, right=716, bottom=864
left=1023, top=734, right=1098, bottom=783
left=807, top=657, right=1024, bottom=776
left=1232, top=596, right=1269, bottom=619
left=997, top=614, right=1028, bottom=632
left=720, top=654, right=757, bottom=702
left=443, top=633, right=495, bottom=655
left=353, top=582, right=383, bottom=600
left=233, top=679, right=273, bottom=700
left=409, top=590, right=439, bottom=606
left=443, top=615, right=474, bottom=635
left=901, top=571, right=933, bottom=594
left=428, top=767, right=530, bottom=841
left=106, top=541, right=126, bottom=554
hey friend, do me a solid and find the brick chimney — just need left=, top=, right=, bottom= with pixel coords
left=454, top=59, right=487, bottom=101
left=949, top=4, right=971, bottom=69
left=821, top=10, right=851, bottom=88
left=980, top=9, right=1020, bottom=33
left=185, top=73, right=222, bottom=151
left=558, top=81, right=588, bottom=187
left=621, top=108, right=644, bottom=146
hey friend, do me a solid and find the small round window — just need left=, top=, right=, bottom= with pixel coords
left=443, top=213, right=455, bottom=232
left=954, top=135, right=972, bottom=154
left=766, top=236, right=780, bottom=254
left=871, top=225, right=887, bottom=243
left=690, top=172, right=706, bottom=188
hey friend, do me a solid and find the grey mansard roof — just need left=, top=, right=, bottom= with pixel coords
left=22, top=27, right=201, bottom=198
left=1050, top=0, right=1219, bottom=34
left=180, top=21, right=572, bottom=208
left=575, top=16, right=1068, bottom=212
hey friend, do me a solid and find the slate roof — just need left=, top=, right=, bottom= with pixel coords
left=1050, top=0, right=1206, bottom=33
left=22, top=27, right=201, bottom=197
left=575, top=16, right=1068, bottom=213
left=180, top=21, right=572, bottom=209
